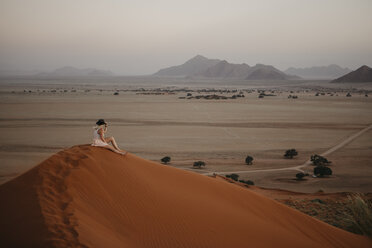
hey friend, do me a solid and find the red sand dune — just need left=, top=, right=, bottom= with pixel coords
left=0, top=145, right=371, bottom=248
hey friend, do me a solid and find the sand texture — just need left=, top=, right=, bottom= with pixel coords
left=0, top=145, right=371, bottom=247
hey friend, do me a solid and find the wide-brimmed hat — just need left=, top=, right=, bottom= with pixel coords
left=96, top=119, right=107, bottom=126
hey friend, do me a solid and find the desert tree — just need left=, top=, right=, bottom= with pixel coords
left=193, top=161, right=206, bottom=168
left=295, top=172, right=306, bottom=180
left=311, top=155, right=331, bottom=166
left=284, top=149, right=298, bottom=159
left=314, top=166, right=333, bottom=177
left=161, top=156, right=171, bottom=164
left=245, top=156, right=254, bottom=165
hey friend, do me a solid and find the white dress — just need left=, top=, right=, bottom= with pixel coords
left=91, top=128, right=109, bottom=147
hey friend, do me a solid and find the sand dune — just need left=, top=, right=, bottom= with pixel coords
left=0, top=145, right=370, bottom=247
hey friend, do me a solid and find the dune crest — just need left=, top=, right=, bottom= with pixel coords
left=0, top=145, right=370, bottom=247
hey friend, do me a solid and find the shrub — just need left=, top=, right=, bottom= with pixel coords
left=226, top=173, right=239, bottom=181
left=284, top=149, right=298, bottom=159
left=296, top=172, right=306, bottom=180
left=314, top=166, right=332, bottom=177
left=245, top=156, right=254, bottom=165
left=239, top=179, right=255, bottom=185
left=161, top=156, right=171, bottom=164
left=114, top=92, right=119, bottom=95
left=193, top=161, right=206, bottom=168
left=345, top=194, right=372, bottom=236
left=310, top=154, right=331, bottom=166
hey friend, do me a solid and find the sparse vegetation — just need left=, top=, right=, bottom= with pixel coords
left=288, top=95, right=298, bottom=99
left=314, top=165, right=332, bottom=177
left=296, top=172, right=306, bottom=180
left=345, top=194, right=372, bottom=236
left=245, top=155, right=253, bottom=165
left=193, top=161, right=206, bottom=168
left=310, top=154, right=331, bottom=166
left=239, top=179, right=255, bottom=185
left=226, top=173, right=239, bottom=181
left=282, top=195, right=372, bottom=235
left=284, top=149, right=298, bottom=159
left=161, top=156, right=171, bottom=164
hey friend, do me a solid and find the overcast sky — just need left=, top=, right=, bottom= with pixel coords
left=1, top=0, right=371, bottom=75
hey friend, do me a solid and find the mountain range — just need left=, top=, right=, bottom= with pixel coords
left=36, top=66, right=114, bottom=77
left=154, top=55, right=220, bottom=77
left=332, top=65, right=372, bottom=83
left=154, top=55, right=299, bottom=80
left=285, top=65, right=351, bottom=79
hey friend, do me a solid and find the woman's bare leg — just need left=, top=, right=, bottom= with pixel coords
left=105, top=136, right=121, bottom=150
left=103, top=145, right=126, bottom=155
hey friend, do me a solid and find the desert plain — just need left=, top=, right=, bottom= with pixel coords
left=1, top=77, right=371, bottom=194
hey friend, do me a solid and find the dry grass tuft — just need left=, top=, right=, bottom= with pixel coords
left=346, top=194, right=372, bottom=237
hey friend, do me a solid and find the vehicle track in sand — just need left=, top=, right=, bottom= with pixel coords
left=201, top=124, right=372, bottom=176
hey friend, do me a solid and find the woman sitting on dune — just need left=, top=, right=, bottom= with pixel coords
left=92, top=119, right=127, bottom=155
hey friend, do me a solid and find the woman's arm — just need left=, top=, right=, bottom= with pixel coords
left=98, top=128, right=106, bottom=143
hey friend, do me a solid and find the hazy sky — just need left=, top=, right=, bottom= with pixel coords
left=1, top=0, right=371, bottom=75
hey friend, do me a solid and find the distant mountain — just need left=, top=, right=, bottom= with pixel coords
left=196, top=60, right=251, bottom=78
left=154, top=55, right=221, bottom=77
left=154, top=55, right=299, bottom=80
left=284, top=65, right=351, bottom=79
left=332, top=65, right=372, bottom=83
left=246, top=67, right=289, bottom=80
left=196, top=61, right=298, bottom=80
left=37, top=66, right=114, bottom=77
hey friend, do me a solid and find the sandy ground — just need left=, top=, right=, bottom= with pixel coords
left=1, top=145, right=370, bottom=247
left=0, top=77, right=371, bottom=193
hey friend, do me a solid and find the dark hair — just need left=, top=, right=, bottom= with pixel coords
left=96, top=119, right=107, bottom=126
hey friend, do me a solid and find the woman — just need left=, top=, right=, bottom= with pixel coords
left=92, top=119, right=127, bottom=155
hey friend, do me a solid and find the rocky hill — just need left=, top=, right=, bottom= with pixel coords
left=285, top=65, right=351, bottom=79
left=154, top=55, right=221, bottom=77
left=155, top=55, right=299, bottom=80
left=332, top=65, right=372, bottom=83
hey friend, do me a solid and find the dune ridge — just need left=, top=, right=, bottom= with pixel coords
left=0, top=145, right=370, bottom=247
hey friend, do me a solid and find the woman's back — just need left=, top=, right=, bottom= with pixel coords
left=92, top=128, right=108, bottom=147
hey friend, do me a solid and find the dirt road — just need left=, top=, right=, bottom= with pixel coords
left=201, top=124, right=372, bottom=176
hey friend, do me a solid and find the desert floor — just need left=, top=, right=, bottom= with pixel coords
left=0, top=77, right=371, bottom=193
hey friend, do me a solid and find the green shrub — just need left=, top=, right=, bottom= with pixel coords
left=239, top=179, right=255, bottom=185
left=161, top=156, right=171, bottom=164
left=226, top=173, right=239, bottom=181
left=296, top=172, right=305, bottom=180
left=310, top=154, right=331, bottom=166
left=193, top=161, right=206, bottom=168
left=245, top=156, right=253, bottom=165
left=284, top=149, right=298, bottom=159
left=314, top=166, right=332, bottom=177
